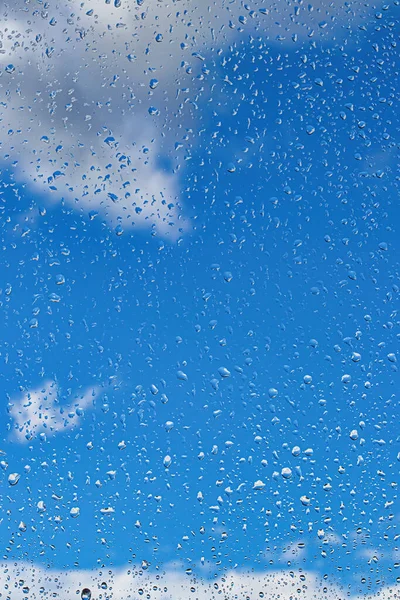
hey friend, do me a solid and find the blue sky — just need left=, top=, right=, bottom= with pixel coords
left=0, top=0, right=399, bottom=597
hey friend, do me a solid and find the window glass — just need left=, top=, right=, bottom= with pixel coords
left=1, top=1, right=399, bottom=598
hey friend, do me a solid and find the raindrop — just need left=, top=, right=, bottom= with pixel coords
left=300, top=495, right=311, bottom=506
left=253, top=480, right=265, bottom=490
left=218, top=367, right=231, bottom=378
left=8, top=472, right=20, bottom=486
left=55, top=274, right=65, bottom=285
left=281, top=467, right=292, bottom=479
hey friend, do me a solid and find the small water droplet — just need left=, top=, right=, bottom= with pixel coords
left=253, top=480, right=265, bottom=490
left=218, top=367, right=231, bottom=378
left=176, top=370, right=188, bottom=381
left=8, top=472, right=20, bottom=486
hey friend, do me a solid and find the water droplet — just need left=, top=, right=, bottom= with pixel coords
left=223, top=271, right=233, bottom=282
left=163, top=455, right=172, bottom=468
left=70, top=507, right=80, bottom=518
left=8, top=472, right=20, bottom=486
left=253, top=480, right=265, bottom=490
left=55, top=274, right=65, bottom=285
left=100, top=507, right=115, bottom=515
left=81, top=589, right=91, bottom=600
left=300, top=495, right=311, bottom=506
left=218, top=367, right=231, bottom=378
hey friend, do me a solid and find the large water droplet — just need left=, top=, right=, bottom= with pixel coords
left=8, top=472, right=20, bottom=486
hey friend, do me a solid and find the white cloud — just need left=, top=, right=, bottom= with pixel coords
left=0, top=562, right=398, bottom=599
left=0, top=0, right=368, bottom=235
left=9, top=380, right=99, bottom=442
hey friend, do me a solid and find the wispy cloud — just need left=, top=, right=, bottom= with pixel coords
left=9, top=380, right=99, bottom=442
